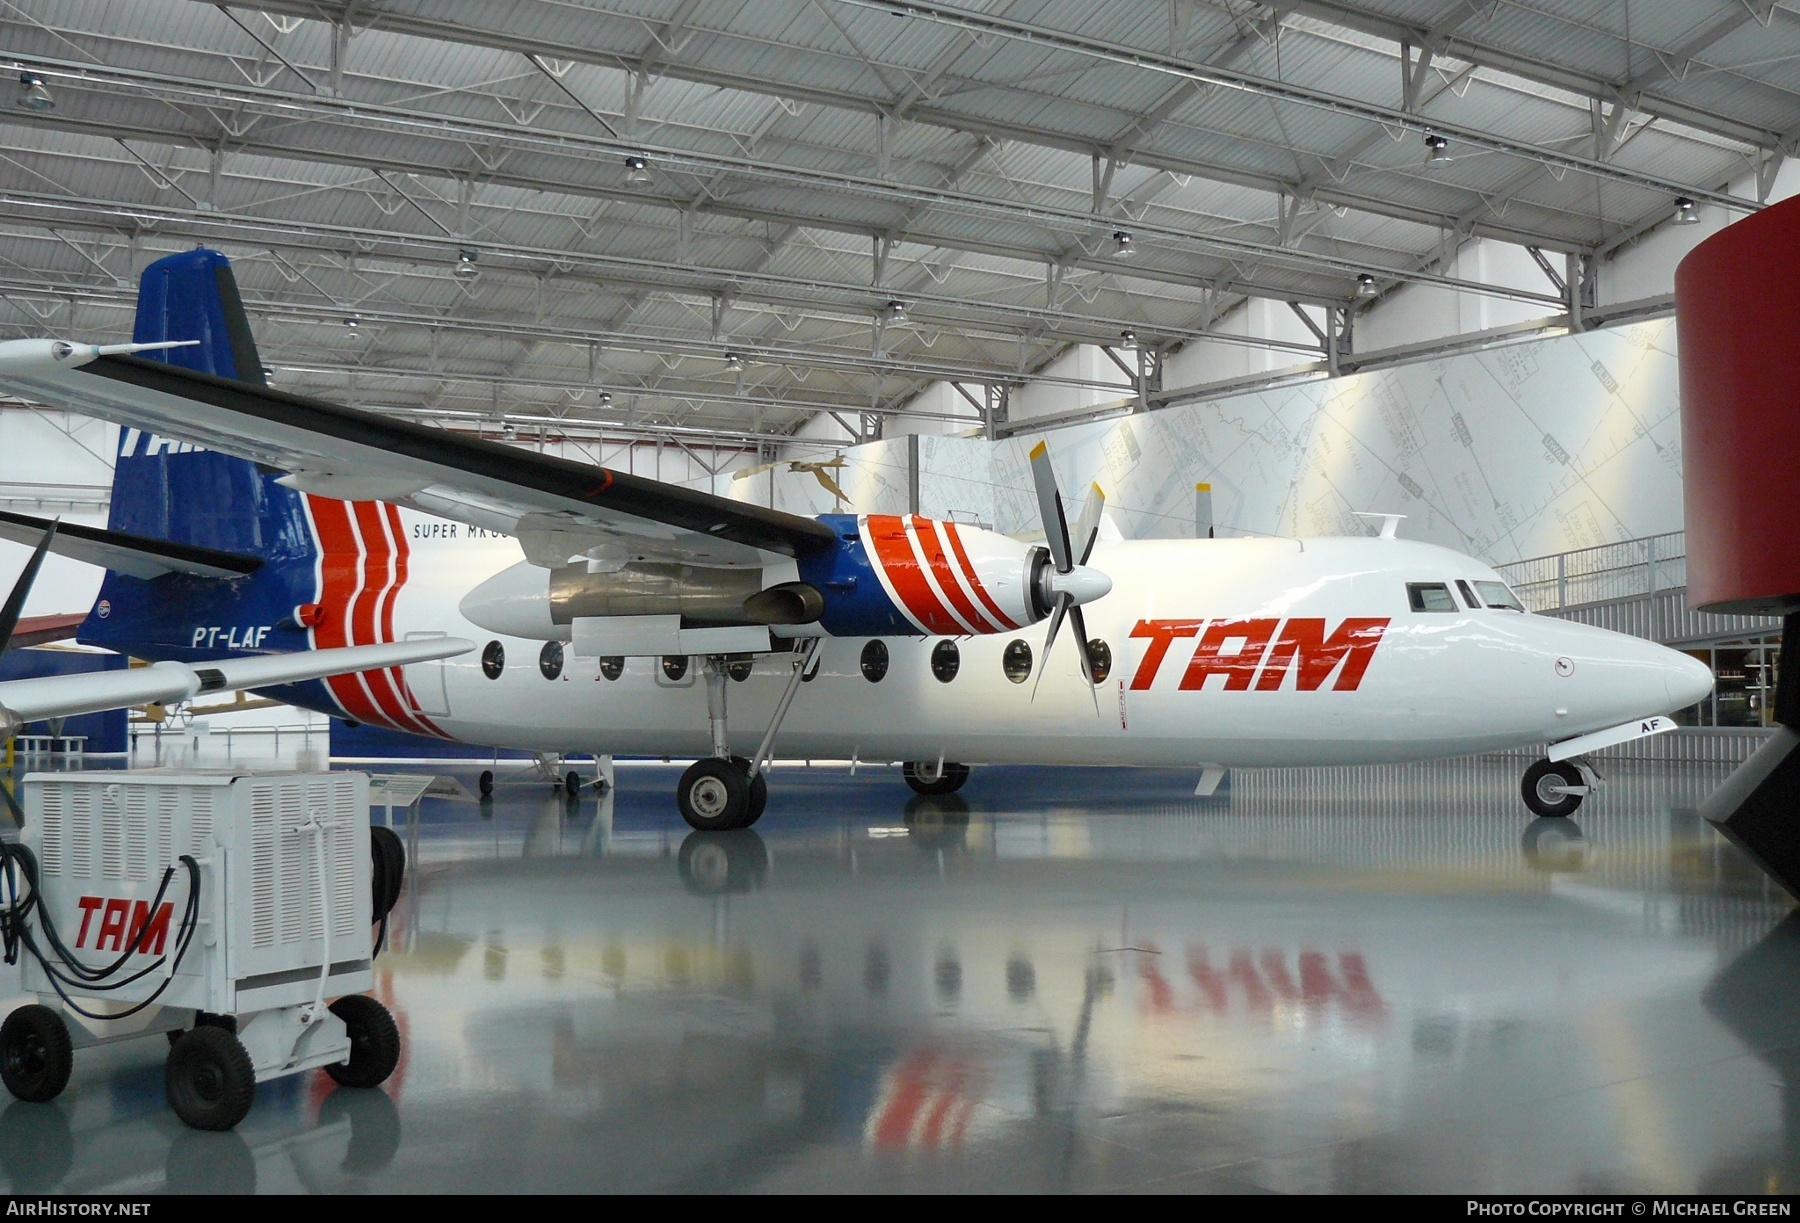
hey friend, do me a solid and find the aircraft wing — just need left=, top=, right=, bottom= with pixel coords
left=0, top=344, right=835, bottom=569
left=0, top=636, right=473, bottom=726
left=0, top=508, right=260, bottom=580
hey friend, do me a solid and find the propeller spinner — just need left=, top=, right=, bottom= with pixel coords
left=1027, top=441, right=1111, bottom=698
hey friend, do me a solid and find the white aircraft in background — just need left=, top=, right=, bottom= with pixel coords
left=0, top=249, right=1711, bottom=831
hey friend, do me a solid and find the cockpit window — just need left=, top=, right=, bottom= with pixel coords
left=1455, top=579, right=1481, bottom=609
left=1474, top=580, right=1525, bottom=611
left=1407, top=582, right=1458, bottom=612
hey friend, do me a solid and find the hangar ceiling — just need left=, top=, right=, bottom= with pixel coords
left=0, top=0, right=1791, bottom=450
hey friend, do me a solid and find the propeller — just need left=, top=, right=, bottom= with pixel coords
left=1027, top=442, right=1110, bottom=700
left=0, top=520, right=58, bottom=822
left=0, top=519, right=57, bottom=654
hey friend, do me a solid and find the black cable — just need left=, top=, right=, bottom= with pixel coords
left=0, top=844, right=203, bottom=1020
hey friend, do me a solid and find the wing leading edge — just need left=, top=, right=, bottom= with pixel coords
left=0, top=345, right=834, bottom=568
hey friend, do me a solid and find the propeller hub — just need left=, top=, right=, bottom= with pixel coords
left=1048, top=564, right=1112, bottom=606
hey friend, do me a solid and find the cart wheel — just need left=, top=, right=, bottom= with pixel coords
left=325, top=995, right=400, bottom=1089
left=478, top=769, right=494, bottom=796
left=1, top=1005, right=73, bottom=1103
left=564, top=770, right=583, bottom=797
left=165, top=1026, right=255, bottom=1131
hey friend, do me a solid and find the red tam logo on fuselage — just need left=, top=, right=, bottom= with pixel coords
left=1129, top=616, right=1390, bottom=692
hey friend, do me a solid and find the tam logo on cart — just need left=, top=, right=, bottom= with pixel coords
left=1129, top=616, right=1390, bottom=692
left=74, top=895, right=174, bottom=955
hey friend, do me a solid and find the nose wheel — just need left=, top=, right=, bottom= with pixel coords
left=1522, top=759, right=1586, bottom=818
left=903, top=760, right=971, bottom=796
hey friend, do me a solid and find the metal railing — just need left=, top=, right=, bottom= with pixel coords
left=1495, top=531, right=1686, bottom=613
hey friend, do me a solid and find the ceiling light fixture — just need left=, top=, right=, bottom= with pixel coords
left=623, top=154, right=651, bottom=185
left=597, top=391, right=613, bottom=406
left=343, top=316, right=359, bottom=329
left=885, top=299, right=908, bottom=322
left=1355, top=273, right=1378, bottom=299
left=455, top=249, right=478, bottom=277
left=1423, top=133, right=1448, bottom=165
left=1673, top=197, right=1700, bottom=226
left=501, top=422, right=517, bottom=440
left=1119, top=328, right=1138, bottom=350
left=724, top=351, right=744, bottom=372
left=16, top=73, right=53, bottom=113
left=1110, top=229, right=1135, bottom=258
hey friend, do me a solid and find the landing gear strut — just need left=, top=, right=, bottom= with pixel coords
left=1522, top=758, right=1587, bottom=818
left=904, top=759, right=970, bottom=796
left=674, top=641, right=815, bottom=832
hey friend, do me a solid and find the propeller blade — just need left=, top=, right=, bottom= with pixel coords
left=1030, top=592, right=1070, bottom=700
left=1070, top=483, right=1106, bottom=567
left=1069, top=603, right=1101, bottom=713
left=0, top=520, right=58, bottom=653
left=1028, top=441, right=1072, bottom=573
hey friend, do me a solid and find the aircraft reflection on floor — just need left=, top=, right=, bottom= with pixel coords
left=3, top=757, right=1797, bottom=1192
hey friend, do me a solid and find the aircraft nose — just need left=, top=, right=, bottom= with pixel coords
left=1664, top=647, right=1714, bottom=711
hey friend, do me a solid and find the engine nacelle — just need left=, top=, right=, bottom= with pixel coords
left=460, top=560, right=824, bottom=641
left=459, top=512, right=1109, bottom=643
left=796, top=513, right=1053, bottom=637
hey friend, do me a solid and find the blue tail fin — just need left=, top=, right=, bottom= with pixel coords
left=108, top=248, right=285, bottom=554
left=86, top=248, right=318, bottom=660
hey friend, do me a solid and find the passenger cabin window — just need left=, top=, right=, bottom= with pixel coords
left=1406, top=582, right=1458, bottom=612
left=931, top=640, right=960, bottom=683
left=1455, top=579, right=1481, bottom=609
left=860, top=639, right=889, bottom=683
left=1474, top=580, right=1526, bottom=611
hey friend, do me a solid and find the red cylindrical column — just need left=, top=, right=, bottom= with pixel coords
left=1676, top=195, right=1800, bottom=614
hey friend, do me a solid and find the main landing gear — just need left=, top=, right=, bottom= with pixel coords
left=903, top=759, right=970, bottom=796
left=1522, top=758, right=1589, bottom=818
left=676, top=640, right=816, bottom=832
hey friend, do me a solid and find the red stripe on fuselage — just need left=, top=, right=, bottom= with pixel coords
left=943, top=522, right=1019, bottom=631
left=306, top=496, right=443, bottom=737
left=865, top=515, right=964, bottom=635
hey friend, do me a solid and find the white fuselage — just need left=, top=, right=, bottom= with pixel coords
left=381, top=514, right=1712, bottom=768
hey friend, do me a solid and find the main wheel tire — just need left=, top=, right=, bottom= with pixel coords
left=726, top=756, right=768, bottom=828
left=325, top=995, right=401, bottom=1089
left=1522, top=759, right=1585, bottom=818
left=903, top=760, right=970, bottom=796
left=165, top=1026, right=255, bottom=1131
left=677, top=758, right=749, bottom=831
left=0, top=1005, right=72, bottom=1103
left=477, top=769, right=495, bottom=796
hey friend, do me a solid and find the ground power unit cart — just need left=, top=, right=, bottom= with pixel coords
left=0, top=771, right=404, bottom=1130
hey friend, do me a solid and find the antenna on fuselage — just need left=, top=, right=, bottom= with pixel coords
left=1353, top=511, right=1406, bottom=539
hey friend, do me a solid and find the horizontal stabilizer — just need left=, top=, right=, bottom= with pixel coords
left=0, top=508, right=260, bottom=580
left=0, top=636, right=473, bottom=726
left=10, top=613, right=88, bottom=649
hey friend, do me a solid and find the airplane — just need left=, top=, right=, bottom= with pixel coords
left=0, top=248, right=1712, bottom=831
left=0, top=517, right=473, bottom=753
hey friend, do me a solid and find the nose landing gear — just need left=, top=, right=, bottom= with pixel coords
left=675, top=641, right=814, bottom=831
left=1522, top=758, right=1588, bottom=818
left=903, top=759, right=971, bottom=796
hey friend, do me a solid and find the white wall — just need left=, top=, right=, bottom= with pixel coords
left=737, top=318, right=1685, bottom=566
